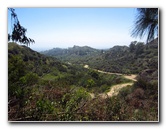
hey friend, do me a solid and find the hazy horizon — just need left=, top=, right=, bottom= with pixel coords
left=8, top=8, right=147, bottom=52
left=29, top=42, right=132, bottom=52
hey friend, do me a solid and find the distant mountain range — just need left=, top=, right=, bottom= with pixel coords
left=40, top=38, right=158, bottom=74
left=41, top=45, right=102, bottom=56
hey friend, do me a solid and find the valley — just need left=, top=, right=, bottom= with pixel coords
left=83, top=64, right=137, bottom=98
left=8, top=39, right=158, bottom=121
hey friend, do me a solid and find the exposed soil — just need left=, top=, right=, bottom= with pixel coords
left=84, top=65, right=137, bottom=99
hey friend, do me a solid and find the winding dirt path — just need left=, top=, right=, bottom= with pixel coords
left=84, top=65, right=137, bottom=98
left=99, top=82, right=133, bottom=99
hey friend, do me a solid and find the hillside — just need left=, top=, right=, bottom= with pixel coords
left=39, top=39, right=159, bottom=121
left=91, top=40, right=158, bottom=74
left=9, top=42, right=137, bottom=121
left=41, top=45, right=101, bottom=56
left=8, top=7, right=158, bottom=122
left=41, top=45, right=103, bottom=65
left=41, top=39, right=158, bottom=74
left=8, top=43, right=67, bottom=77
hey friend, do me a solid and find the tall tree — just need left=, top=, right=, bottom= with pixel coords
left=131, top=8, right=158, bottom=43
left=8, top=8, right=35, bottom=46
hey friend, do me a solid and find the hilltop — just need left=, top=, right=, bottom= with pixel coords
left=41, top=45, right=102, bottom=65
left=41, top=45, right=100, bottom=56
left=8, top=42, right=69, bottom=77
left=41, top=38, right=158, bottom=74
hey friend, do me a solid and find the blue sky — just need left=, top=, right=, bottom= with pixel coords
left=8, top=8, right=145, bottom=51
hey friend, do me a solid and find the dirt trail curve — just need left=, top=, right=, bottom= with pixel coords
left=84, top=65, right=137, bottom=99
left=96, top=69, right=137, bottom=82
left=99, top=82, right=134, bottom=99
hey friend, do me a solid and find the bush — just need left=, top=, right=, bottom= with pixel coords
left=89, top=70, right=99, bottom=79
left=60, top=87, right=90, bottom=120
left=35, top=98, right=54, bottom=120
left=118, top=85, right=132, bottom=99
left=87, top=79, right=96, bottom=88
left=19, top=72, right=39, bottom=86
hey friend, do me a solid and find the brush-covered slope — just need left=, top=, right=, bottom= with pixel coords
left=8, top=43, right=132, bottom=121
left=41, top=38, right=158, bottom=74
left=41, top=45, right=103, bottom=64
left=90, top=39, right=158, bottom=74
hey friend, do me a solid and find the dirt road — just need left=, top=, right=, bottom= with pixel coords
left=84, top=65, right=137, bottom=98
left=99, top=82, right=133, bottom=99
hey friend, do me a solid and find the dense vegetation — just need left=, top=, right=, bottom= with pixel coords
left=8, top=43, right=131, bottom=121
left=41, top=45, right=102, bottom=66
left=8, top=39, right=158, bottom=121
left=41, top=38, right=158, bottom=74
left=8, top=8, right=158, bottom=122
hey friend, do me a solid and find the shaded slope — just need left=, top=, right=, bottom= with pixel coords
left=8, top=42, right=68, bottom=77
left=41, top=38, right=158, bottom=74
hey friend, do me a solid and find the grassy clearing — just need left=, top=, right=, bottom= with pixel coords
left=42, top=73, right=58, bottom=80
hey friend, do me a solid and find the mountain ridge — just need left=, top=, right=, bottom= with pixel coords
left=40, top=38, right=158, bottom=74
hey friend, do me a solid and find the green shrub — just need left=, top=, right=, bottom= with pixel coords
left=35, top=99, right=54, bottom=120
left=87, top=79, right=96, bottom=88
left=60, top=87, right=90, bottom=120
left=19, top=72, right=39, bottom=86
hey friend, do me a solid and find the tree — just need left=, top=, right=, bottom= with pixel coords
left=8, top=8, right=35, bottom=46
left=129, top=41, right=137, bottom=52
left=135, top=42, right=145, bottom=56
left=131, top=8, right=158, bottom=43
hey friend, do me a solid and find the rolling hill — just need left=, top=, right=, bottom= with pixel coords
left=41, top=38, right=158, bottom=74
left=8, top=39, right=158, bottom=121
left=8, top=42, right=134, bottom=121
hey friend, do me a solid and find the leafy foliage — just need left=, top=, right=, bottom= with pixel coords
left=131, top=8, right=158, bottom=43
left=8, top=8, right=35, bottom=46
left=8, top=41, right=158, bottom=121
left=43, top=39, right=158, bottom=75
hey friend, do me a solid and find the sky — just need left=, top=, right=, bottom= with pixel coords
left=8, top=8, right=146, bottom=51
